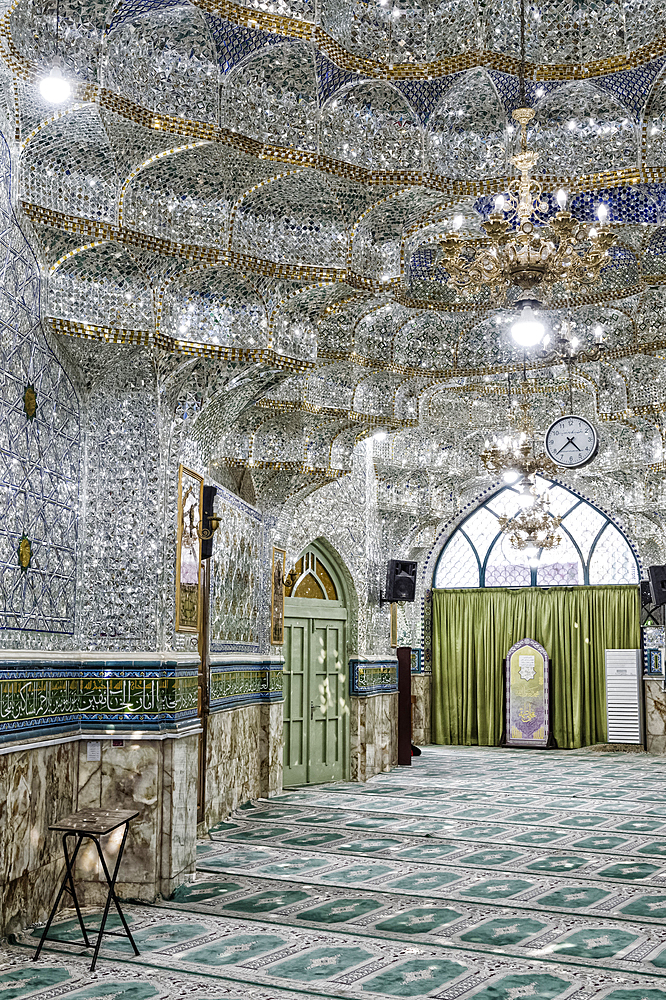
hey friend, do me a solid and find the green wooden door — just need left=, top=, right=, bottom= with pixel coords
left=283, top=601, right=348, bottom=786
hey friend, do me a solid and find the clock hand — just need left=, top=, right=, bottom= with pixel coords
left=556, top=436, right=581, bottom=455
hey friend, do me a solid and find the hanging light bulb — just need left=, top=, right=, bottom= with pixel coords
left=40, top=0, right=70, bottom=104
left=511, top=304, right=545, bottom=347
left=597, top=203, right=608, bottom=225
left=39, top=67, right=71, bottom=103
left=556, top=189, right=567, bottom=209
left=494, top=194, right=505, bottom=212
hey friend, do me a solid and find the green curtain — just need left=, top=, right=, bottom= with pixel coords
left=431, top=585, right=640, bottom=749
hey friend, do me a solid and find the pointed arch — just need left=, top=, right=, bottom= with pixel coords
left=427, top=67, right=508, bottom=179
left=220, top=40, right=318, bottom=151
left=432, top=477, right=640, bottom=589
left=533, top=81, right=638, bottom=175
left=286, top=537, right=358, bottom=625
left=320, top=80, right=423, bottom=170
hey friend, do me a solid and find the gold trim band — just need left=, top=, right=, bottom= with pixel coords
left=4, top=1, right=666, bottom=84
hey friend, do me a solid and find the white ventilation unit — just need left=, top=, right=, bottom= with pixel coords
left=605, top=649, right=643, bottom=745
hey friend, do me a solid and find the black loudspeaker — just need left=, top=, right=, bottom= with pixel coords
left=641, top=581, right=653, bottom=608
left=385, top=559, right=417, bottom=602
left=648, top=565, right=666, bottom=606
left=201, top=485, right=218, bottom=560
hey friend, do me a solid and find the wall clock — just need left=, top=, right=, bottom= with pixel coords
left=545, top=415, right=598, bottom=468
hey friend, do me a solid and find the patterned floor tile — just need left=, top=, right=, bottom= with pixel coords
left=267, top=944, right=376, bottom=981
left=551, top=927, right=639, bottom=959
left=459, top=917, right=546, bottom=946
left=374, top=907, right=462, bottom=934
left=457, top=878, right=534, bottom=899
left=535, top=886, right=610, bottom=908
left=223, top=890, right=310, bottom=913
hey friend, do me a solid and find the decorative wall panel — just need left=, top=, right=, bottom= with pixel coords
left=280, top=443, right=385, bottom=656
left=271, top=546, right=285, bottom=645
left=176, top=464, right=203, bottom=633
left=349, top=657, right=398, bottom=696
left=209, top=488, right=262, bottom=650
left=71, top=343, right=161, bottom=651
left=0, top=132, right=80, bottom=640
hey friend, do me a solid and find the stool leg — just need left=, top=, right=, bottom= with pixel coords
left=34, top=833, right=89, bottom=960
left=89, top=825, right=139, bottom=972
left=64, top=833, right=92, bottom=948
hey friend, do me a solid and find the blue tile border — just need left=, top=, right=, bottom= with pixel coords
left=0, top=652, right=200, bottom=744
left=349, top=658, right=398, bottom=696
left=209, top=655, right=284, bottom=711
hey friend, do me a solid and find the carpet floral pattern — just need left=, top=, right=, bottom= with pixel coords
left=8, top=747, right=666, bottom=1000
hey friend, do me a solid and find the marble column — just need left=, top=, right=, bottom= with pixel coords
left=204, top=702, right=283, bottom=829
left=76, top=735, right=198, bottom=905
left=350, top=692, right=398, bottom=781
left=0, top=741, right=77, bottom=936
left=644, top=678, right=666, bottom=754
left=411, top=673, right=431, bottom=747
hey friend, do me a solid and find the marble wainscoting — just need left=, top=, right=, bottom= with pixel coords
left=0, top=651, right=201, bottom=933
left=644, top=677, right=666, bottom=753
left=411, top=672, right=431, bottom=747
left=0, top=739, right=78, bottom=936
left=205, top=703, right=282, bottom=829
left=349, top=656, right=398, bottom=781
left=349, top=693, right=398, bottom=781
left=76, top=734, right=199, bottom=905
left=204, top=655, right=284, bottom=829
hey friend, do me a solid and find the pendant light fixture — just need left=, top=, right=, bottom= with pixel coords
left=438, top=0, right=616, bottom=306
left=39, top=0, right=71, bottom=103
left=511, top=302, right=545, bottom=347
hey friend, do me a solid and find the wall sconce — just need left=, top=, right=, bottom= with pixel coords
left=199, top=485, right=219, bottom=559
left=284, top=568, right=298, bottom=590
left=197, top=513, right=220, bottom=541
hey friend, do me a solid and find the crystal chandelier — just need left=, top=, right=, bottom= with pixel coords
left=539, top=317, right=606, bottom=365
left=498, top=487, right=563, bottom=559
left=437, top=107, right=617, bottom=304
left=480, top=434, right=559, bottom=482
left=480, top=400, right=559, bottom=481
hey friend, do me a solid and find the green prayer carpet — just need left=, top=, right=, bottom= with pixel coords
left=11, top=744, right=666, bottom=1000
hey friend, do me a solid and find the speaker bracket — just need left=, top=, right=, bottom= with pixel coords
left=379, top=594, right=407, bottom=607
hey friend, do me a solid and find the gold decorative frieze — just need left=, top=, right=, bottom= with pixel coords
left=254, top=396, right=417, bottom=429
left=216, top=456, right=347, bottom=476
left=12, top=89, right=666, bottom=200
left=47, top=317, right=315, bottom=370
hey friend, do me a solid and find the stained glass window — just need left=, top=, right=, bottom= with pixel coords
left=434, top=478, right=639, bottom=589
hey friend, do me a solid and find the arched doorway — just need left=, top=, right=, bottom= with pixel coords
left=283, top=544, right=349, bottom=786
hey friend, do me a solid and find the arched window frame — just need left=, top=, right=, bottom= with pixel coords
left=433, top=478, right=640, bottom=589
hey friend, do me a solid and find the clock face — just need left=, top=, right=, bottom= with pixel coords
left=545, top=416, right=598, bottom=468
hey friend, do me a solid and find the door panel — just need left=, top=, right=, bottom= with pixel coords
left=309, top=619, right=344, bottom=783
left=283, top=607, right=348, bottom=786
left=283, top=618, right=309, bottom=786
